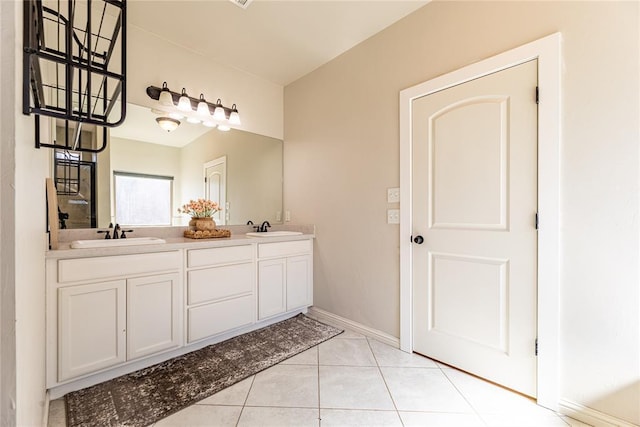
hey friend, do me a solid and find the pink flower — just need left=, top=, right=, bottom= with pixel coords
left=178, top=199, right=221, bottom=217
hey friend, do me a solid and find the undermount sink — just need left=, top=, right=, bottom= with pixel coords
left=245, top=231, right=303, bottom=238
left=70, top=237, right=167, bottom=249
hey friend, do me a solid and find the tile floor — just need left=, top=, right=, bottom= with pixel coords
left=49, top=328, right=591, bottom=427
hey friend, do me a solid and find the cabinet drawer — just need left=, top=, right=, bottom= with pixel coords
left=187, top=245, right=254, bottom=268
left=58, top=251, right=181, bottom=283
left=187, top=295, right=254, bottom=342
left=187, top=263, right=253, bottom=305
left=258, top=240, right=312, bottom=258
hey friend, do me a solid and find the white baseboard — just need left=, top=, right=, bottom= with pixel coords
left=307, top=307, right=400, bottom=348
left=559, top=399, right=639, bottom=427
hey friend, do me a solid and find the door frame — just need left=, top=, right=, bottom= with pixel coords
left=399, top=33, right=561, bottom=410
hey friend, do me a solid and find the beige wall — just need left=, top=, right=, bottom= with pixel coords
left=9, top=2, right=50, bottom=424
left=0, top=1, right=17, bottom=424
left=284, top=1, right=639, bottom=424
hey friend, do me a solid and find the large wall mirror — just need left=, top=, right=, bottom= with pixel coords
left=52, top=103, right=283, bottom=229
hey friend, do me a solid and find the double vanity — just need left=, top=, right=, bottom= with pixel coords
left=45, top=226, right=314, bottom=398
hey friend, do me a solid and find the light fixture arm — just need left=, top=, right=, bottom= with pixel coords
left=146, top=85, right=236, bottom=120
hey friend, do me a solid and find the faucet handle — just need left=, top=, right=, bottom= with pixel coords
left=120, top=229, right=133, bottom=239
left=97, top=230, right=111, bottom=239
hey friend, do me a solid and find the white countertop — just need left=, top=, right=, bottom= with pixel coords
left=47, top=225, right=315, bottom=259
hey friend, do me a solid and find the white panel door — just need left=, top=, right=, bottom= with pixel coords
left=58, top=280, right=126, bottom=381
left=412, top=60, right=538, bottom=397
left=127, top=273, right=181, bottom=360
left=204, top=156, right=227, bottom=225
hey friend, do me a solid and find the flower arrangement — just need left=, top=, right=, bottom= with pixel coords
left=178, top=199, right=221, bottom=218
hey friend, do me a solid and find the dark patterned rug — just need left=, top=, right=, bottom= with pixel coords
left=65, top=314, right=342, bottom=427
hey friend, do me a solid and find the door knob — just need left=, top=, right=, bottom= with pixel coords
left=413, top=235, right=424, bottom=244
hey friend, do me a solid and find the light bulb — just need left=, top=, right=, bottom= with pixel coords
left=203, top=121, right=217, bottom=128
left=213, top=99, right=226, bottom=120
left=229, top=105, right=241, bottom=125
left=177, top=88, right=192, bottom=111
left=197, top=94, right=210, bottom=116
left=159, top=82, right=173, bottom=106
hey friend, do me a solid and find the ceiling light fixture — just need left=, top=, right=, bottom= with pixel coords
left=229, top=0, right=253, bottom=10
left=155, top=117, right=180, bottom=132
left=146, top=83, right=241, bottom=133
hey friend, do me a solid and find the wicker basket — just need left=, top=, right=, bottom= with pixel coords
left=183, top=228, right=231, bottom=239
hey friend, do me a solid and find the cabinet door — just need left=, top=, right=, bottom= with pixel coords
left=58, top=280, right=126, bottom=382
left=258, top=258, right=286, bottom=319
left=286, top=255, right=312, bottom=311
left=127, top=273, right=181, bottom=360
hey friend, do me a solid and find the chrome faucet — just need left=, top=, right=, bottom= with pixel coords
left=254, top=220, right=271, bottom=233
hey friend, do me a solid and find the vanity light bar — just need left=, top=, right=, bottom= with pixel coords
left=145, top=84, right=240, bottom=124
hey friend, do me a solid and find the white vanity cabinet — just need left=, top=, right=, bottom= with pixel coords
left=46, top=234, right=314, bottom=395
left=47, top=251, right=182, bottom=385
left=257, top=240, right=313, bottom=320
left=185, top=245, right=255, bottom=343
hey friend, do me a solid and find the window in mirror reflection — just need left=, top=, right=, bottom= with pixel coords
left=114, top=172, right=173, bottom=226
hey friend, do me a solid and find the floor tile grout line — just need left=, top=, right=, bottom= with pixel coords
left=365, top=336, right=405, bottom=427
left=235, top=374, right=256, bottom=427
left=240, top=404, right=323, bottom=409
left=316, top=345, right=322, bottom=427
left=438, top=365, right=490, bottom=427
left=439, top=366, right=571, bottom=425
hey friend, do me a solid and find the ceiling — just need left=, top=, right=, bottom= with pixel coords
left=114, top=1, right=428, bottom=145
left=109, top=103, right=213, bottom=147
left=127, top=0, right=429, bottom=86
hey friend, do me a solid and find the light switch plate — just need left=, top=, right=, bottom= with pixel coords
left=387, top=209, right=400, bottom=224
left=285, top=211, right=291, bottom=222
left=387, top=187, right=400, bottom=203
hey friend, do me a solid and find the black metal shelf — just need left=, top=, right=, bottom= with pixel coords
left=23, top=0, right=126, bottom=153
